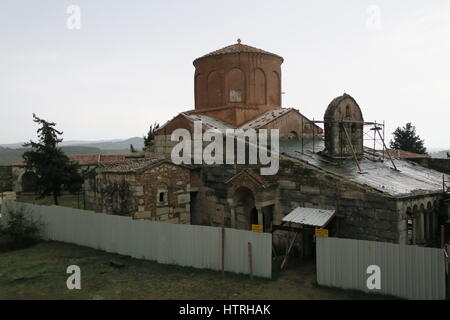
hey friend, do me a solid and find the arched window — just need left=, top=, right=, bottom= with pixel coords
left=268, top=71, right=281, bottom=106
left=253, top=68, right=266, bottom=105
left=226, top=68, right=246, bottom=103
left=207, top=71, right=222, bottom=107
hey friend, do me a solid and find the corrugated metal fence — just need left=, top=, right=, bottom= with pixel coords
left=316, top=237, right=447, bottom=300
left=1, top=200, right=272, bottom=278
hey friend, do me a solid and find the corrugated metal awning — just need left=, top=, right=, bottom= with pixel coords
left=282, top=207, right=336, bottom=227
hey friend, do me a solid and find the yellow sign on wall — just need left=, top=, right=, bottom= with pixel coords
left=315, top=229, right=329, bottom=238
left=252, top=224, right=263, bottom=233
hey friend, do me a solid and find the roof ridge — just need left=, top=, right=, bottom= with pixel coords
left=194, top=42, right=284, bottom=63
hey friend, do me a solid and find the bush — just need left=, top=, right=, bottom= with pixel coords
left=0, top=203, right=43, bottom=251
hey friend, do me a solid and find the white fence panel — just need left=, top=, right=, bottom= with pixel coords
left=316, top=237, right=446, bottom=300
left=1, top=200, right=272, bottom=278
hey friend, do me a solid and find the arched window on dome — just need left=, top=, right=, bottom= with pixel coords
left=253, top=68, right=266, bottom=105
left=268, top=71, right=281, bottom=106
left=226, top=68, right=246, bottom=103
left=207, top=71, right=222, bottom=107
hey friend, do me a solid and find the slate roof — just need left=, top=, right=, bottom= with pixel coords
left=279, top=140, right=449, bottom=198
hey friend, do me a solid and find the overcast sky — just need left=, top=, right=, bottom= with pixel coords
left=0, top=0, right=449, bottom=150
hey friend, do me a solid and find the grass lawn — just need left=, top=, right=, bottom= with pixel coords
left=0, top=241, right=394, bottom=300
left=16, top=194, right=82, bottom=209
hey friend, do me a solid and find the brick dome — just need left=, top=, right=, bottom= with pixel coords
left=193, top=40, right=284, bottom=112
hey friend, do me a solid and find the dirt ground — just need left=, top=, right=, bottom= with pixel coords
left=0, top=241, right=394, bottom=300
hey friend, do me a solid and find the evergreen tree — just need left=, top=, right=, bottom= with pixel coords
left=143, top=122, right=160, bottom=148
left=389, top=122, right=427, bottom=154
left=22, top=114, right=83, bottom=205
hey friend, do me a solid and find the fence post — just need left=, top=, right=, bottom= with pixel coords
left=221, top=226, right=225, bottom=276
left=248, top=242, right=253, bottom=279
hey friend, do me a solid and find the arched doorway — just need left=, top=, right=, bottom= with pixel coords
left=233, top=186, right=256, bottom=230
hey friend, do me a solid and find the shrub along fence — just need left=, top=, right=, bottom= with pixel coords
left=1, top=200, right=272, bottom=278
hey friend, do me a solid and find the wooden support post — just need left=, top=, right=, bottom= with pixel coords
left=312, top=118, right=315, bottom=153
left=382, top=120, right=385, bottom=160
left=342, top=125, right=363, bottom=173
left=281, top=233, right=298, bottom=270
left=301, top=117, right=304, bottom=153
left=221, top=226, right=225, bottom=276
left=248, top=242, right=253, bottom=279
left=376, top=129, right=398, bottom=171
left=373, top=121, right=377, bottom=161
left=441, top=225, right=445, bottom=249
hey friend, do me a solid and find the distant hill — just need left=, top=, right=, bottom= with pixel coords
left=0, top=146, right=131, bottom=165
left=0, top=147, right=25, bottom=166
left=0, top=137, right=144, bottom=152
left=70, top=137, right=145, bottom=150
left=430, top=150, right=450, bottom=159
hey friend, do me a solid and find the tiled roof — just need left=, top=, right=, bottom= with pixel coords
left=239, top=108, right=293, bottom=130
left=226, top=169, right=276, bottom=189
left=239, top=108, right=323, bottom=133
left=194, top=42, right=283, bottom=62
left=69, top=154, right=101, bottom=166
left=13, top=154, right=127, bottom=167
left=99, top=158, right=163, bottom=173
left=99, top=154, right=127, bottom=163
left=382, top=149, right=430, bottom=159
left=182, top=113, right=235, bottom=131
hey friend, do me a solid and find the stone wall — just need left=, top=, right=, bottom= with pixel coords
left=274, top=159, right=401, bottom=246
left=84, top=162, right=191, bottom=224
left=84, top=172, right=137, bottom=216
left=196, top=158, right=405, bottom=252
left=134, top=163, right=191, bottom=224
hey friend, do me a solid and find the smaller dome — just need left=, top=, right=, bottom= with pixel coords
left=194, top=41, right=284, bottom=64
left=324, top=93, right=363, bottom=121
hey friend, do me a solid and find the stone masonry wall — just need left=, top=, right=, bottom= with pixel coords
left=197, top=158, right=402, bottom=251
left=134, top=163, right=191, bottom=224
left=275, top=158, right=400, bottom=243
left=84, top=163, right=191, bottom=224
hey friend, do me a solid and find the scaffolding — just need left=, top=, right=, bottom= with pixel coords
left=302, top=118, right=398, bottom=174
left=444, top=175, right=450, bottom=195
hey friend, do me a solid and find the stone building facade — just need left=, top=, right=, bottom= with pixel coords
left=84, top=159, right=195, bottom=224
left=82, top=41, right=449, bottom=256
